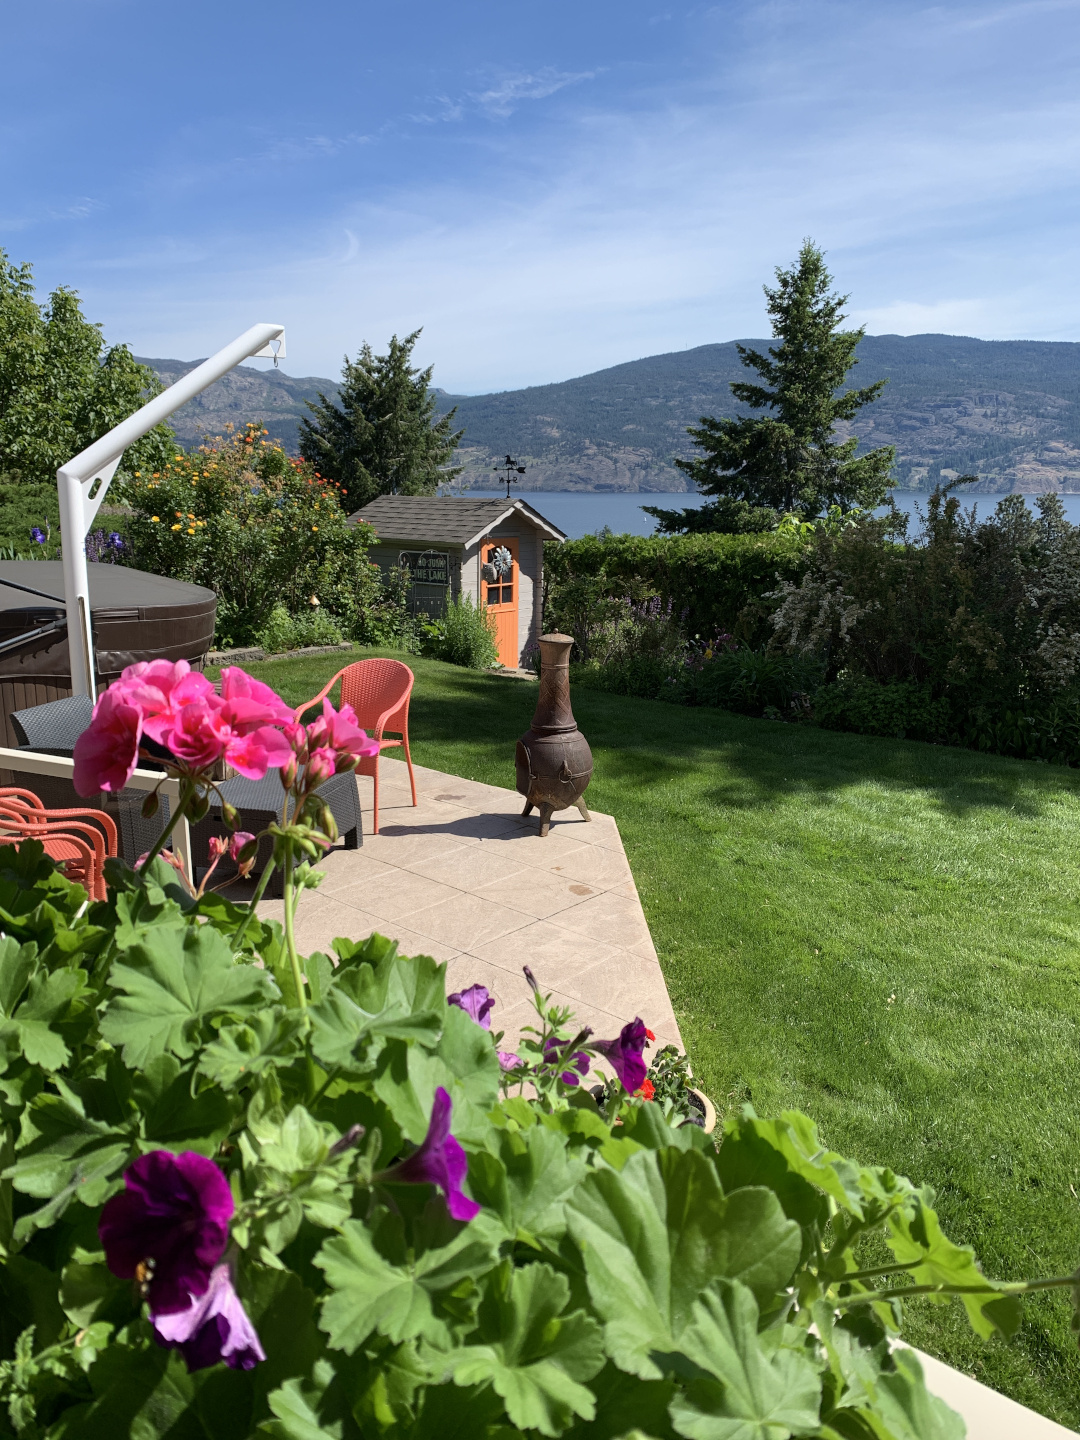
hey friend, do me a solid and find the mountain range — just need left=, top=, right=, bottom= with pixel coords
left=140, top=333, right=1080, bottom=494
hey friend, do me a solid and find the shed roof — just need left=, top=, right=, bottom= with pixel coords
left=349, top=496, right=566, bottom=546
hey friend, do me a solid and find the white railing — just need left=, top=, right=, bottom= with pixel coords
left=56, top=323, right=286, bottom=698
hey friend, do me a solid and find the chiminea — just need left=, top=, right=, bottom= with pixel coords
left=516, top=633, right=593, bottom=836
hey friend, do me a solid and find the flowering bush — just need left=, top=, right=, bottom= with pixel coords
left=0, top=661, right=1075, bottom=1436
left=118, top=423, right=384, bottom=647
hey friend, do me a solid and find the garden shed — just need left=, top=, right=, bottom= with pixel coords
left=350, top=496, right=566, bottom=668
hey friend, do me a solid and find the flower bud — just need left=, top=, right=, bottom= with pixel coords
left=141, top=790, right=160, bottom=820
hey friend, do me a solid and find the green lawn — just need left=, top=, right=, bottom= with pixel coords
left=221, top=645, right=1080, bottom=1428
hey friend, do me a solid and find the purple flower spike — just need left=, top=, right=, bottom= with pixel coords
left=592, top=1017, right=650, bottom=1094
left=447, top=984, right=494, bottom=1030
left=152, top=1263, right=265, bottom=1371
left=380, top=1086, right=480, bottom=1221
left=98, top=1150, right=233, bottom=1315
left=544, top=1036, right=591, bottom=1087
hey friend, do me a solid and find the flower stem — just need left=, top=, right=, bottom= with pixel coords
left=137, top=780, right=193, bottom=876
left=833, top=1273, right=1078, bottom=1307
left=281, top=841, right=306, bottom=1011
left=229, top=854, right=277, bottom=952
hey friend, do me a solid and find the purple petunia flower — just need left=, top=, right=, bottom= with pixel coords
left=447, top=983, right=494, bottom=1030
left=544, top=1035, right=591, bottom=1087
left=592, top=1017, right=651, bottom=1094
left=498, top=1050, right=522, bottom=1071
left=30, top=526, right=46, bottom=545
left=108, top=531, right=124, bottom=550
left=152, top=1262, right=265, bottom=1371
left=98, top=1150, right=233, bottom=1315
left=378, top=1086, right=480, bottom=1221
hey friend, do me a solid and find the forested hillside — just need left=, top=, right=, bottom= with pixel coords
left=142, top=333, right=1080, bottom=494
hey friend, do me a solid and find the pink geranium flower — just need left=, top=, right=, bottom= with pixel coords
left=73, top=686, right=143, bottom=795
left=306, top=700, right=381, bottom=764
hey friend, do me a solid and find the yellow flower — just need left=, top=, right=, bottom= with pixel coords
left=187, top=513, right=195, bottom=519
left=311, top=525, right=319, bottom=531
left=151, top=515, right=160, bottom=523
left=187, top=527, right=195, bottom=534
left=134, top=470, right=141, bottom=477
left=171, top=523, right=182, bottom=531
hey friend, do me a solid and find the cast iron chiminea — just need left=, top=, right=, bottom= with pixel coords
left=516, top=633, right=593, bottom=836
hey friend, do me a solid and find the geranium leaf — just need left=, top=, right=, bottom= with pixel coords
left=100, top=923, right=278, bottom=1068
left=567, top=1150, right=800, bottom=1380
left=308, top=970, right=441, bottom=1070
left=198, top=1009, right=306, bottom=1087
left=440, top=1262, right=605, bottom=1436
left=315, top=1212, right=501, bottom=1352
left=726, top=1111, right=865, bottom=1218
left=0, top=937, right=36, bottom=1016
left=886, top=1197, right=1023, bottom=1339
left=134, top=1056, right=238, bottom=1152
left=848, top=1349, right=965, bottom=1440
left=373, top=1005, right=501, bottom=1146
left=668, top=1279, right=822, bottom=1440
left=468, top=1122, right=589, bottom=1244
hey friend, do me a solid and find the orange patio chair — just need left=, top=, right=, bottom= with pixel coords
left=0, top=788, right=118, bottom=900
left=297, top=658, right=418, bottom=834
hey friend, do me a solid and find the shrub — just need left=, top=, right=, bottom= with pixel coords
left=118, top=422, right=382, bottom=647
left=420, top=592, right=499, bottom=668
left=814, top=673, right=951, bottom=741
left=257, top=604, right=345, bottom=654
left=544, top=530, right=811, bottom=648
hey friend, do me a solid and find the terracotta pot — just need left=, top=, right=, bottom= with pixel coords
left=515, top=633, right=593, bottom=836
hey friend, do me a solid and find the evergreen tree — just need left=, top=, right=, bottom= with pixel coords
left=0, top=250, right=173, bottom=484
left=299, top=330, right=464, bottom=510
left=666, top=241, right=894, bottom=526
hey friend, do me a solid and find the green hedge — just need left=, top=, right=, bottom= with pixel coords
left=544, top=531, right=810, bottom=642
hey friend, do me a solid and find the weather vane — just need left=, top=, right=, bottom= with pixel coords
left=494, top=454, right=526, bottom=499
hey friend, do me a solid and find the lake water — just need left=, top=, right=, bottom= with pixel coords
left=462, top=489, right=1080, bottom=539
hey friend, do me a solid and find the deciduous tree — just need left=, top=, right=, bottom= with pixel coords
left=0, top=250, right=173, bottom=485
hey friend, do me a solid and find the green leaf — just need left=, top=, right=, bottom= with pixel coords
left=100, top=923, right=278, bottom=1068
left=262, top=1373, right=343, bottom=1440
left=726, top=1110, right=865, bottom=1219
left=567, top=1149, right=801, bottom=1380
left=886, top=1196, right=1023, bottom=1340
left=669, top=1280, right=822, bottom=1440
left=309, top=970, right=441, bottom=1070
left=134, top=1056, right=238, bottom=1152
left=198, top=1009, right=306, bottom=1087
left=315, top=1209, right=501, bottom=1352
left=373, top=1005, right=501, bottom=1146
left=843, top=1349, right=966, bottom=1440
left=440, top=1262, right=605, bottom=1436
left=563, top=1364, right=678, bottom=1440
left=48, top=1342, right=198, bottom=1440
left=468, top=1121, right=589, bottom=1244
left=61, top=1252, right=135, bottom=1329
left=715, top=1117, right=830, bottom=1255
left=0, top=936, right=36, bottom=1016
left=8, top=1086, right=132, bottom=1220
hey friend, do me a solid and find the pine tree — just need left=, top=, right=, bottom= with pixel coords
left=671, top=241, right=894, bottom=522
left=299, top=330, right=464, bottom=511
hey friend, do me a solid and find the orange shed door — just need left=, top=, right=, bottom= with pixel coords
left=482, top=537, right=519, bottom=667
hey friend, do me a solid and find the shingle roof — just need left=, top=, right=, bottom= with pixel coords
left=348, top=496, right=566, bottom=545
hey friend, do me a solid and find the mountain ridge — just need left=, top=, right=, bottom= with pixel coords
left=139, top=332, right=1080, bottom=494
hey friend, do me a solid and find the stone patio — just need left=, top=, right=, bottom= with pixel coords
left=258, top=755, right=681, bottom=1051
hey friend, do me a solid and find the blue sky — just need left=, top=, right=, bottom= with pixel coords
left=2, top=0, right=1080, bottom=392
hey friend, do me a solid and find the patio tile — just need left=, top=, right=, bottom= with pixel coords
left=404, top=890, right=532, bottom=950
left=331, top=868, right=461, bottom=922
left=315, top=850, right=398, bottom=895
left=472, top=868, right=600, bottom=920
left=359, top=829, right=476, bottom=867
left=550, top=891, right=654, bottom=950
left=478, top=828, right=594, bottom=867
left=470, top=919, right=624, bottom=993
left=406, top=846, right=533, bottom=891
left=545, top=846, right=634, bottom=890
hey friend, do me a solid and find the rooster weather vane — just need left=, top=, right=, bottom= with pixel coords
left=494, top=454, right=526, bottom=500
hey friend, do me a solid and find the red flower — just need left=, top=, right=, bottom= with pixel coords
left=645, top=1028, right=656, bottom=1042
left=636, top=1078, right=656, bottom=1101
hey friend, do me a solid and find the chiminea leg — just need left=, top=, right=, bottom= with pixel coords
left=521, top=800, right=534, bottom=817
left=537, top=802, right=555, bottom=837
left=574, top=796, right=591, bottom=822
